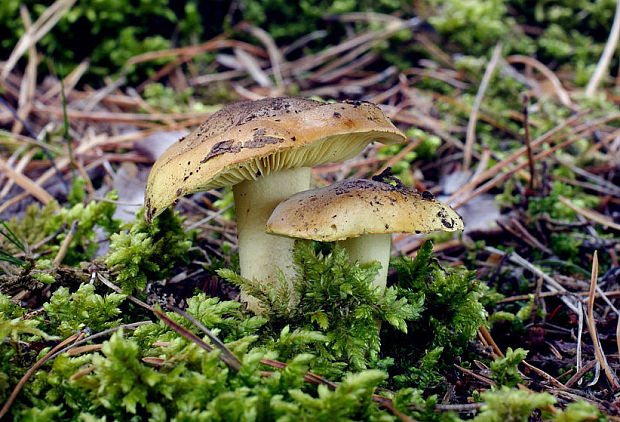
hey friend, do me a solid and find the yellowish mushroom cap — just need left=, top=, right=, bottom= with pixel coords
left=266, top=179, right=464, bottom=241
left=144, top=97, right=406, bottom=222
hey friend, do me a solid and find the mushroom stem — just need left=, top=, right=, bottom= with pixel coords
left=338, top=233, right=392, bottom=292
left=233, top=167, right=311, bottom=311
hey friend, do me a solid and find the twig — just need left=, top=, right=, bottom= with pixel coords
left=453, top=134, right=585, bottom=209
left=53, top=220, right=78, bottom=265
left=558, top=196, right=620, bottom=231
left=454, top=364, right=496, bottom=386
left=522, top=94, right=536, bottom=191
left=463, top=42, right=502, bottom=169
left=565, top=360, right=598, bottom=388
left=1, top=0, right=77, bottom=78
left=374, top=138, right=422, bottom=177
left=521, top=361, right=566, bottom=389
left=586, top=251, right=619, bottom=388
left=448, top=110, right=587, bottom=204
left=485, top=246, right=580, bottom=314
left=168, top=305, right=243, bottom=372
left=241, top=24, right=285, bottom=88
left=479, top=325, right=503, bottom=358
left=505, top=55, right=573, bottom=108
left=0, top=157, right=55, bottom=205
left=46, top=321, right=151, bottom=361
left=585, top=0, right=620, bottom=97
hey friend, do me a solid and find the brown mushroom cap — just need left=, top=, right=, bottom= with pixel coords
left=266, top=179, right=464, bottom=241
left=144, top=97, right=406, bottom=222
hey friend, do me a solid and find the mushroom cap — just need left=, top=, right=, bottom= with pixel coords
left=266, top=179, right=464, bottom=241
left=144, top=97, right=406, bottom=222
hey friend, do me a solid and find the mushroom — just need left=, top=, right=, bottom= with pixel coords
left=144, top=97, right=406, bottom=307
left=265, top=178, right=464, bottom=291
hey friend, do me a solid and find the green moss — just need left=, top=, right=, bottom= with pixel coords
left=489, top=348, right=527, bottom=388
left=473, top=388, right=556, bottom=421
left=527, top=182, right=599, bottom=221
left=0, top=0, right=209, bottom=82
left=219, top=241, right=421, bottom=373
left=105, top=208, right=195, bottom=293
left=0, top=193, right=119, bottom=268
left=42, top=283, right=126, bottom=338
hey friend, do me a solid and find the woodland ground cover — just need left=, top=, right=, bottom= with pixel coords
left=0, top=0, right=619, bottom=420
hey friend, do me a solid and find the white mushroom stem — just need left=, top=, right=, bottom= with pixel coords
left=338, top=233, right=392, bottom=292
left=233, top=167, right=311, bottom=310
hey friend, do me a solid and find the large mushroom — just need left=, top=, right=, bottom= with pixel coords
left=144, top=97, right=406, bottom=307
left=266, top=178, right=464, bottom=291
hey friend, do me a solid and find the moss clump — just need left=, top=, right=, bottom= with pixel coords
left=43, top=283, right=126, bottom=338
left=386, top=241, right=488, bottom=390
left=105, top=208, right=195, bottom=293
left=219, top=241, right=422, bottom=374
left=1, top=194, right=118, bottom=268
left=0, top=0, right=209, bottom=82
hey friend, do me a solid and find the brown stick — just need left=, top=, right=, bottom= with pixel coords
left=587, top=251, right=620, bottom=388
left=522, top=94, right=536, bottom=191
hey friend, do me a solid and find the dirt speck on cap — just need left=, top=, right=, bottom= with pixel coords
left=201, top=139, right=241, bottom=162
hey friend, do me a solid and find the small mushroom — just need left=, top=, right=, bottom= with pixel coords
left=266, top=178, right=464, bottom=291
left=144, top=98, right=405, bottom=308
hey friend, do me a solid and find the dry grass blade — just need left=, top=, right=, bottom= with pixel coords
left=126, top=38, right=267, bottom=67
left=617, top=316, right=620, bottom=368
left=463, top=42, right=502, bottom=170
left=234, top=47, right=273, bottom=88
left=556, top=157, right=620, bottom=196
left=241, top=24, right=285, bottom=88
left=168, top=305, right=243, bottom=372
left=46, top=321, right=152, bottom=362
left=0, top=148, right=36, bottom=200
left=12, top=6, right=37, bottom=135
left=41, top=59, right=89, bottom=103
left=505, top=55, right=573, bottom=108
left=521, top=361, right=567, bottom=389
left=479, top=325, right=503, bottom=358
left=67, top=344, right=103, bottom=356
left=558, top=196, right=620, bottom=231
left=452, top=134, right=585, bottom=209
left=36, top=106, right=208, bottom=125
left=0, top=130, right=65, bottom=155
left=152, top=308, right=220, bottom=356
left=53, top=220, right=78, bottom=265
left=0, top=157, right=55, bottom=205
left=454, top=364, right=496, bottom=386
left=585, top=0, right=620, bottom=97
left=448, top=110, right=587, bottom=204
left=522, top=95, right=536, bottom=190
left=69, top=365, right=96, bottom=380
left=586, top=251, right=620, bottom=388
left=565, top=360, right=598, bottom=388
left=374, top=138, right=422, bottom=177
left=2, top=0, right=77, bottom=78
left=485, top=246, right=580, bottom=314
